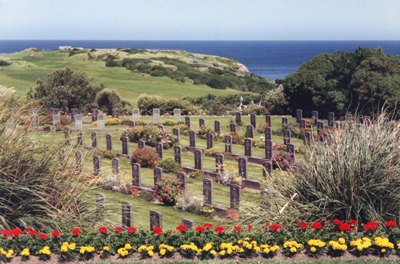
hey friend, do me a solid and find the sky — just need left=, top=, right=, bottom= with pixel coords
left=0, top=0, right=399, bottom=40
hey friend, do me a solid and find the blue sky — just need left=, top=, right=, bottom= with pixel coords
left=0, top=0, right=399, bottom=40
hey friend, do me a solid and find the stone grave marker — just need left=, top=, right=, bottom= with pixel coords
left=244, top=138, right=252, bottom=156
left=335, top=121, right=342, bottom=129
left=265, top=115, right=272, bottom=127
left=317, top=121, right=324, bottom=134
left=132, top=108, right=140, bottom=121
left=189, top=130, right=196, bottom=147
left=282, top=116, right=288, bottom=128
left=129, top=121, right=135, bottom=128
left=304, top=131, right=312, bottom=145
left=153, top=167, right=163, bottom=185
left=173, top=108, right=181, bottom=123
left=250, top=114, right=256, bottom=128
left=287, top=143, right=295, bottom=161
left=203, top=178, right=213, bottom=206
left=264, top=127, right=272, bottom=141
left=93, top=155, right=100, bottom=176
left=64, top=127, right=70, bottom=145
left=283, top=129, right=291, bottom=145
left=181, top=219, right=194, bottom=229
left=106, top=134, right=112, bottom=150
left=121, top=202, right=132, bottom=227
left=112, top=108, right=118, bottom=118
left=77, top=132, right=83, bottom=146
left=174, top=146, right=182, bottom=165
left=194, top=148, right=202, bottom=170
left=52, top=112, right=60, bottom=126
left=235, top=112, right=242, bottom=125
left=238, top=157, right=248, bottom=178
left=246, top=125, right=254, bottom=138
left=157, top=124, right=164, bottom=130
left=229, top=123, right=236, bottom=132
left=265, top=139, right=273, bottom=160
left=91, top=131, right=97, bottom=148
left=150, top=211, right=162, bottom=230
left=177, top=172, right=187, bottom=190
left=224, top=135, right=232, bottom=153
left=300, top=118, right=306, bottom=129
left=92, top=109, right=99, bottom=122
left=172, top=128, right=180, bottom=140
left=199, top=118, right=205, bottom=127
left=230, top=184, right=240, bottom=209
left=185, top=116, right=190, bottom=127
left=112, top=158, right=119, bottom=175
left=263, top=160, right=273, bottom=178
left=132, top=162, right=141, bottom=186
left=206, top=133, right=214, bottom=149
left=71, top=108, right=78, bottom=121
left=296, top=109, right=303, bottom=123
left=328, top=112, right=335, bottom=128
left=215, top=153, right=224, bottom=172
left=121, top=136, right=129, bottom=155
left=214, top=120, right=220, bottom=134
left=97, top=114, right=105, bottom=130
left=138, top=139, right=145, bottom=149
left=156, top=142, right=163, bottom=158
left=74, top=114, right=83, bottom=130
left=312, top=111, right=319, bottom=125
left=153, top=108, right=160, bottom=124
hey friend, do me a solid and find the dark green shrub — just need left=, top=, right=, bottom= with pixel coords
left=0, top=60, right=11, bottom=66
left=131, top=147, right=160, bottom=168
left=157, top=158, right=180, bottom=173
left=95, top=89, right=130, bottom=115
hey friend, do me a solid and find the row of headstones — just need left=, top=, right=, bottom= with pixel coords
left=96, top=194, right=194, bottom=230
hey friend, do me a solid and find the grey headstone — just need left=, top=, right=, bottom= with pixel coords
left=172, top=128, right=180, bottom=139
left=250, top=114, right=256, bottom=128
left=173, top=108, right=181, bottom=122
left=244, top=138, right=252, bottom=156
left=138, top=139, right=145, bottom=149
left=52, top=112, right=60, bottom=126
left=182, top=219, right=194, bottom=229
left=112, top=108, right=119, bottom=118
left=229, top=123, right=237, bottom=132
left=282, top=116, right=288, bottom=128
left=264, top=127, right=272, bottom=141
left=121, top=202, right=132, bottom=227
left=283, top=129, right=291, bottom=145
left=93, top=155, right=100, bottom=176
left=199, top=118, right=205, bottom=127
left=74, top=114, right=83, bottom=130
left=265, top=140, right=273, bottom=160
left=121, top=136, right=129, bottom=155
left=300, top=119, right=306, bottom=129
left=189, top=130, right=196, bottom=147
left=238, top=157, right=248, bottom=178
left=97, top=114, right=105, bottom=130
left=304, top=131, right=312, bottom=145
left=177, top=171, right=187, bottom=190
left=246, top=125, right=254, bottom=138
left=156, top=143, right=163, bottom=158
left=91, top=131, right=97, bottom=148
left=230, top=184, right=240, bottom=209
left=92, top=109, right=98, bottom=122
left=153, top=108, right=160, bottom=124
left=328, top=112, right=335, bottom=128
left=214, top=120, right=220, bottom=134
left=317, top=121, right=324, bottom=134
left=312, top=111, right=319, bottom=125
left=224, top=135, right=232, bottom=153
left=150, top=210, right=162, bottom=230
left=287, top=143, right=295, bottom=161
left=206, top=133, right=214, bottom=149
left=106, top=134, right=112, bottom=150
left=215, top=153, right=224, bottom=172
left=112, top=158, right=119, bottom=175
left=153, top=167, right=163, bottom=185
left=235, top=112, right=242, bottom=125
left=132, top=108, right=140, bottom=121
left=203, top=178, right=213, bottom=206
left=185, top=116, right=190, bottom=127
left=263, top=160, right=273, bottom=178
left=296, top=109, right=303, bottom=123
left=174, top=145, right=182, bottom=165
left=265, top=115, right=272, bottom=127
left=194, top=148, right=202, bottom=170
left=132, top=162, right=141, bottom=186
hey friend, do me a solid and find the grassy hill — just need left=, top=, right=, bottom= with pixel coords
left=0, top=48, right=264, bottom=106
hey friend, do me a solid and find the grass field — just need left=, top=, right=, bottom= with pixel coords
left=0, top=49, right=252, bottom=106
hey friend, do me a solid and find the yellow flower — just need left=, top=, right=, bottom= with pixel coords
left=338, top=238, right=346, bottom=244
left=60, top=245, right=68, bottom=252
left=39, top=246, right=51, bottom=256
left=220, top=250, right=226, bottom=256
left=68, top=243, right=76, bottom=250
left=290, top=247, right=297, bottom=253
left=103, top=246, right=110, bottom=251
left=79, top=247, right=86, bottom=254
left=20, top=248, right=30, bottom=257
left=160, top=249, right=166, bottom=256
left=124, top=244, right=132, bottom=250
left=210, top=250, right=217, bottom=256
left=148, top=250, right=154, bottom=257
left=310, top=246, right=317, bottom=253
left=381, top=248, right=386, bottom=253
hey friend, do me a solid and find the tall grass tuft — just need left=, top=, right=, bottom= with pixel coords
left=0, top=86, right=97, bottom=230
left=241, top=112, right=400, bottom=227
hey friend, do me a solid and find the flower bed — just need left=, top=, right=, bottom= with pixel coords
left=0, top=220, right=399, bottom=262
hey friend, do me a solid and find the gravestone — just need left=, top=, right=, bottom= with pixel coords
left=156, top=142, right=163, bottom=158
left=112, top=108, right=119, bottom=118
left=328, top=112, right=335, bottom=128
left=263, top=160, right=273, bottom=178
left=194, top=148, right=202, bottom=170
left=75, top=152, right=83, bottom=172
left=93, top=155, right=100, bottom=176
left=181, top=219, right=194, bottom=229
left=106, top=134, right=112, bottom=150
left=229, top=123, right=236, bottom=132
left=244, top=138, right=252, bottom=156
left=153, top=108, right=160, bottom=124
left=304, top=131, right=313, bottom=145
left=203, top=178, right=213, bottom=206
left=64, top=127, right=70, bottom=145
left=121, top=136, right=129, bottom=155
left=300, top=119, right=306, bottom=129
left=132, top=162, right=141, bottom=186
left=92, top=109, right=98, bottom=122
left=235, top=112, right=242, bottom=125
left=189, top=130, right=196, bottom=147
left=184, top=116, right=190, bottom=128
left=282, top=116, right=288, bottom=128
left=224, top=135, right=232, bottom=153
left=246, top=125, right=254, bottom=138
left=77, top=132, right=83, bottom=146
left=317, top=121, right=324, bottom=134
left=150, top=211, right=162, bottom=229
left=214, top=120, right=220, bottom=134
left=157, top=124, right=164, bottom=130
left=97, top=114, right=105, bottom=130
left=74, top=114, right=83, bottom=130
left=283, top=129, right=291, bottom=145
left=138, top=139, right=145, bottom=149
left=173, top=108, right=181, bottom=123
left=112, top=158, right=119, bottom=175
left=95, top=193, right=105, bottom=220
left=174, top=146, right=182, bottom=165
left=91, top=131, right=97, bottom=148
left=129, top=121, right=135, bottom=128
left=287, top=143, right=295, bottom=161
left=153, top=167, right=163, bottom=185
left=335, top=121, right=342, bottom=129
left=71, top=108, right=78, bottom=121
left=265, top=115, right=272, bottom=127
left=238, top=157, right=248, bottom=178
left=230, top=184, right=240, bottom=209
left=264, top=127, right=272, bottom=141
left=296, top=109, right=303, bottom=123
left=132, top=108, right=140, bottom=121
left=199, top=118, right=205, bottom=127
left=52, top=112, right=60, bottom=126
left=250, top=114, right=256, bottom=128
left=312, top=111, right=319, bottom=125
left=121, top=202, right=132, bottom=227
left=265, top=140, right=273, bottom=160
left=177, top=171, right=187, bottom=190
left=206, top=133, right=214, bottom=149
left=215, top=153, right=224, bottom=172
left=172, top=128, right=180, bottom=140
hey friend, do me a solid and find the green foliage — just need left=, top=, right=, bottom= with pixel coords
left=95, top=89, right=130, bottom=115
left=152, top=178, right=183, bottom=206
left=157, top=158, right=181, bottom=173
left=124, top=126, right=178, bottom=149
left=283, top=48, right=400, bottom=116
left=0, top=60, right=11, bottom=66
left=30, top=68, right=103, bottom=112
left=131, top=147, right=161, bottom=168
left=137, top=94, right=198, bottom=115
left=264, top=85, right=289, bottom=114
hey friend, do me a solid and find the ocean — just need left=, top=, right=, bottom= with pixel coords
left=0, top=40, right=399, bottom=80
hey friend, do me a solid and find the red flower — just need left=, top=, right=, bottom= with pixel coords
left=196, top=225, right=205, bottom=232
left=247, top=224, right=253, bottom=231
left=11, top=228, right=23, bottom=237
left=39, top=233, right=48, bottom=240
left=265, top=223, right=270, bottom=228
left=270, top=224, right=282, bottom=232
left=332, top=219, right=344, bottom=226
left=297, top=221, right=308, bottom=229
left=72, top=228, right=81, bottom=236
left=339, top=223, right=351, bottom=231
left=114, top=227, right=123, bottom=233
left=215, top=225, right=225, bottom=234
left=25, top=227, right=32, bottom=232
left=363, top=221, right=378, bottom=231
left=349, top=219, right=358, bottom=226
left=153, top=226, right=163, bottom=235
left=176, top=224, right=187, bottom=233
left=233, top=225, right=242, bottom=232
left=52, top=230, right=61, bottom=238
left=311, top=221, right=323, bottom=230
left=28, top=229, right=38, bottom=236
left=204, top=223, right=213, bottom=230
left=98, top=226, right=108, bottom=234
left=385, top=220, right=397, bottom=228
left=1, top=229, right=11, bottom=237
left=127, top=227, right=137, bottom=234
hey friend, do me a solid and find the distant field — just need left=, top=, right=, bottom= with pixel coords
left=0, top=50, right=251, bottom=106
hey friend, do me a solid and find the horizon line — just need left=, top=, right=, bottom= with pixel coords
left=1, top=39, right=400, bottom=42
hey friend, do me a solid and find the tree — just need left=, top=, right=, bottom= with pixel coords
left=30, top=68, right=103, bottom=112
left=95, top=89, right=130, bottom=115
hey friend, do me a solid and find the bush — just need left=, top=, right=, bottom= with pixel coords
left=137, top=94, right=198, bottom=115
left=152, top=178, right=182, bottom=206
left=92, top=118, right=119, bottom=126
left=0, top=60, right=11, bottom=66
left=225, top=132, right=245, bottom=145
left=131, top=147, right=160, bottom=168
left=157, top=158, right=181, bottom=173
left=161, top=118, right=178, bottom=126
left=272, top=151, right=295, bottom=171
left=264, top=84, right=289, bottom=114
left=95, top=89, right=130, bottom=115
left=124, top=126, right=178, bottom=149
left=204, top=148, right=220, bottom=157
left=197, top=126, right=215, bottom=140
